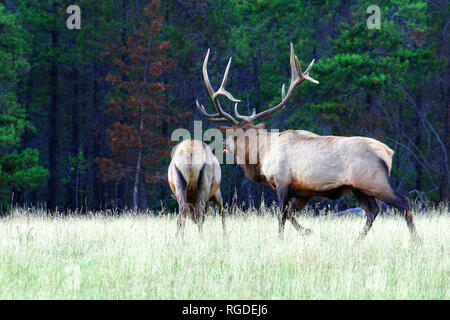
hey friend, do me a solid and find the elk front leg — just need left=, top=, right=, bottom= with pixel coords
left=276, top=184, right=290, bottom=239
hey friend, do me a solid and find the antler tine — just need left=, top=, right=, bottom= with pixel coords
left=290, top=42, right=300, bottom=87
left=196, top=100, right=228, bottom=122
left=218, top=58, right=232, bottom=93
left=197, top=49, right=240, bottom=125
left=304, top=58, right=315, bottom=74
left=239, top=42, right=319, bottom=123
left=235, top=103, right=257, bottom=122
left=196, top=100, right=219, bottom=118
left=302, top=58, right=319, bottom=84
left=202, top=49, right=214, bottom=97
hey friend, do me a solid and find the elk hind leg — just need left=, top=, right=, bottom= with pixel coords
left=195, top=191, right=208, bottom=238
left=212, top=189, right=226, bottom=236
left=353, top=189, right=380, bottom=241
left=176, top=199, right=187, bottom=238
left=288, top=197, right=311, bottom=235
left=379, top=191, right=421, bottom=242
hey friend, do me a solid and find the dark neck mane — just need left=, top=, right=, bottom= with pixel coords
left=242, top=163, right=265, bottom=183
left=234, top=129, right=275, bottom=185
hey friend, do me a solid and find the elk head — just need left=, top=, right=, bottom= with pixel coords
left=195, top=43, right=319, bottom=156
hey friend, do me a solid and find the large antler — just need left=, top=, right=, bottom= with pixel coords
left=195, top=49, right=240, bottom=125
left=234, top=43, right=319, bottom=123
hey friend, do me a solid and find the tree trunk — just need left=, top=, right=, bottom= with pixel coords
left=47, top=3, right=59, bottom=212
left=70, top=63, right=80, bottom=210
left=132, top=149, right=142, bottom=212
left=92, top=61, right=101, bottom=210
left=159, top=117, right=168, bottom=205
left=414, top=95, right=423, bottom=193
left=133, top=118, right=144, bottom=212
left=441, top=63, right=450, bottom=204
left=140, top=176, right=148, bottom=210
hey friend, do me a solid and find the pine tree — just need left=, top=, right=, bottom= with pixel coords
left=97, top=0, right=179, bottom=211
left=0, top=4, right=48, bottom=211
left=308, top=0, right=444, bottom=201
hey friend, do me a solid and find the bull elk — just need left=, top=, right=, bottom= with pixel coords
left=195, top=43, right=420, bottom=242
left=168, top=139, right=225, bottom=237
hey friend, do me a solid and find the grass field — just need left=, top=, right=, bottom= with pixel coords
left=0, top=206, right=448, bottom=299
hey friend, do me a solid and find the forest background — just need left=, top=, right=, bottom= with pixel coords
left=0, top=0, right=448, bottom=213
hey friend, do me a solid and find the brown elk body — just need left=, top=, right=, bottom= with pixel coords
left=168, top=139, right=225, bottom=237
left=196, top=43, right=420, bottom=241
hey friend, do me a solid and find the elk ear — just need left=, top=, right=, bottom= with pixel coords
left=218, top=125, right=231, bottom=135
left=255, top=123, right=266, bottom=129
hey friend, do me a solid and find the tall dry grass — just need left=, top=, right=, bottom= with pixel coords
left=0, top=206, right=448, bottom=299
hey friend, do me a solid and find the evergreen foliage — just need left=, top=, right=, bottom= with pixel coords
left=0, top=0, right=447, bottom=212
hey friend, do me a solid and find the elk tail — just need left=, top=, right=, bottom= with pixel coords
left=174, top=163, right=205, bottom=203
left=187, top=164, right=205, bottom=200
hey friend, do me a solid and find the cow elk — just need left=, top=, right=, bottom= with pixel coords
left=168, top=139, right=225, bottom=237
left=195, top=43, right=420, bottom=242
